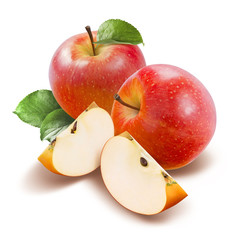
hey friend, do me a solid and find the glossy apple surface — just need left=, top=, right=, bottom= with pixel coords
left=49, top=31, right=146, bottom=119
left=111, top=64, right=216, bottom=169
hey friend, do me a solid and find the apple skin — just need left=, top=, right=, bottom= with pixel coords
left=111, top=64, right=216, bottom=169
left=49, top=31, right=146, bottom=119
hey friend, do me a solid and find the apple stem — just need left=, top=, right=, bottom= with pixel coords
left=85, top=26, right=96, bottom=56
left=114, top=94, right=140, bottom=111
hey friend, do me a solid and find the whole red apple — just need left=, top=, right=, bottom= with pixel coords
left=111, top=64, right=216, bottom=169
left=49, top=29, right=146, bottom=119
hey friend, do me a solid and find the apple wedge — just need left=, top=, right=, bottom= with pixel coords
left=38, top=102, right=114, bottom=176
left=101, top=132, right=187, bottom=215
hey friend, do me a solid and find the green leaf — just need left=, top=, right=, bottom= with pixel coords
left=13, top=90, right=60, bottom=128
left=40, top=108, right=74, bottom=142
left=95, top=19, right=144, bottom=45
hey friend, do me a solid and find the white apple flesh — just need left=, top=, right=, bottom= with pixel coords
left=101, top=132, right=187, bottom=215
left=38, top=102, right=114, bottom=176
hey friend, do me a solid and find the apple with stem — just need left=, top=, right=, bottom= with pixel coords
left=101, top=132, right=187, bottom=215
left=111, top=64, right=216, bottom=170
left=49, top=26, right=146, bottom=119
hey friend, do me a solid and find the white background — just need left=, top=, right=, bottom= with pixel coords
left=1, top=0, right=232, bottom=239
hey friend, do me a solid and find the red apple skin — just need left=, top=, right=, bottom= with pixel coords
left=49, top=31, right=146, bottom=119
left=111, top=64, right=216, bottom=170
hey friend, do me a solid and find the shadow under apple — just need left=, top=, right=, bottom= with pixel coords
left=22, top=162, right=87, bottom=194
left=167, top=150, right=215, bottom=179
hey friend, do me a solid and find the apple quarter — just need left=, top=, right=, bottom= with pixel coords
left=101, top=132, right=187, bottom=215
left=38, top=102, right=114, bottom=176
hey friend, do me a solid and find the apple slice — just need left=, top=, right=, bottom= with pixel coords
left=38, top=102, right=114, bottom=176
left=101, top=132, right=187, bottom=215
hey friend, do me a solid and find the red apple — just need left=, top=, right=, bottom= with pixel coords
left=111, top=64, right=216, bottom=170
left=49, top=29, right=146, bottom=119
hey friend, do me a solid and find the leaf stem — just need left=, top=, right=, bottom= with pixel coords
left=114, top=94, right=140, bottom=111
left=85, top=26, right=96, bottom=56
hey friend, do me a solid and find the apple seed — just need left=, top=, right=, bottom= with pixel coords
left=140, top=157, right=148, bottom=167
